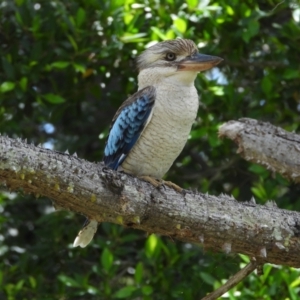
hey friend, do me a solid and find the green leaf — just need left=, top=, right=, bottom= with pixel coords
left=50, top=61, right=70, bottom=69
left=76, top=8, right=86, bottom=27
left=241, top=4, right=251, bottom=17
left=67, top=34, right=78, bottom=51
left=43, top=94, right=66, bottom=104
left=101, top=248, right=114, bottom=272
left=248, top=164, right=269, bottom=178
left=261, top=264, right=273, bottom=283
left=29, top=61, right=38, bottom=67
left=19, top=77, right=28, bottom=91
left=0, top=82, right=15, bottom=93
left=142, top=285, right=153, bottom=295
left=151, top=27, right=169, bottom=40
left=248, top=19, right=260, bottom=37
left=290, top=276, right=300, bottom=288
left=15, top=11, right=23, bottom=25
left=145, top=234, right=159, bottom=258
left=283, top=69, right=299, bottom=79
left=251, top=185, right=268, bottom=200
left=209, top=86, right=225, bottom=96
left=120, top=33, right=147, bottom=43
left=200, top=272, right=217, bottom=286
left=135, top=262, right=143, bottom=284
left=73, top=63, right=86, bottom=73
left=114, top=286, right=136, bottom=298
left=28, top=276, right=36, bottom=289
left=31, top=16, right=41, bottom=33
left=58, top=275, right=81, bottom=287
left=15, top=0, right=24, bottom=5
left=242, top=19, right=260, bottom=42
left=186, top=0, right=198, bottom=8
left=226, top=6, right=235, bottom=16
left=16, top=279, right=25, bottom=290
left=261, top=76, right=272, bottom=95
left=239, top=254, right=250, bottom=263
left=124, top=12, right=134, bottom=25
left=173, top=18, right=187, bottom=34
left=165, top=29, right=175, bottom=39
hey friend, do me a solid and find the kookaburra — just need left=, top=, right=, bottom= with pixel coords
left=73, top=39, right=223, bottom=248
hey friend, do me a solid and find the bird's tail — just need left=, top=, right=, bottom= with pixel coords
left=73, top=219, right=98, bottom=248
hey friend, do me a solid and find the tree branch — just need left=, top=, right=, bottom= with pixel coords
left=219, top=118, right=300, bottom=182
left=1, top=134, right=300, bottom=267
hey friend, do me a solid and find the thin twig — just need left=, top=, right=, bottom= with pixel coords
left=270, top=1, right=285, bottom=13
left=202, top=259, right=259, bottom=300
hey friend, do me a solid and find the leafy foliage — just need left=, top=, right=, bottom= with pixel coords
left=0, top=0, right=300, bottom=298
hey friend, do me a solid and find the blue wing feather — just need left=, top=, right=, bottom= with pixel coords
left=103, top=86, right=156, bottom=170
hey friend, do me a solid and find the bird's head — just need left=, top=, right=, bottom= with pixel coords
left=137, top=39, right=223, bottom=88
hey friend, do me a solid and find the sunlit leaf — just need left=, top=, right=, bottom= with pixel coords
left=124, top=13, right=134, bottom=25
left=151, top=27, right=168, bottom=40
left=226, top=6, right=234, bottom=15
left=0, top=82, right=15, bottom=93
left=120, top=33, right=147, bottom=43
left=173, top=17, right=187, bottom=34
left=165, top=29, right=175, bottom=39
left=186, top=0, right=198, bottom=8
left=145, top=234, right=159, bottom=258
left=251, top=185, right=268, bottom=201
left=290, top=276, right=300, bottom=288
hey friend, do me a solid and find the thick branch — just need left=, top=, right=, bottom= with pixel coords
left=219, top=118, right=300, bottom=183
left=1, top=135, right=300, bottom=267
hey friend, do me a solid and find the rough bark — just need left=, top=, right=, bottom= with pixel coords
left=1, top=130, right=300, bottom=268
left=219, top=118, right=300, bottom=183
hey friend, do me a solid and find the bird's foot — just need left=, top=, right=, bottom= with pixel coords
left=139, top=176, right=182, bottom=193
left=162, top=180, right=183, bottom=193
left=139, top=175, right=162, bottom=188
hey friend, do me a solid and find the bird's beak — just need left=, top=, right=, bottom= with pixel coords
left=178, top=53, right=223, bottom=72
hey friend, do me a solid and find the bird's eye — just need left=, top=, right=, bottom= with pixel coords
left=165, top=52, right=176, bottom=61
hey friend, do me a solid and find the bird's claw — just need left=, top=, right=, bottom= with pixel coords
left=162, top=180, right=183, bottom=193
left=139, top=176, right=182, bottom=193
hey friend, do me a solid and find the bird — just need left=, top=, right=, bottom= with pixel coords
left=73, top=38, right=223, bottom=248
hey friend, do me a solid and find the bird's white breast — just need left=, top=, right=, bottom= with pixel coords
left=121, top=81, right=199, bottom=178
